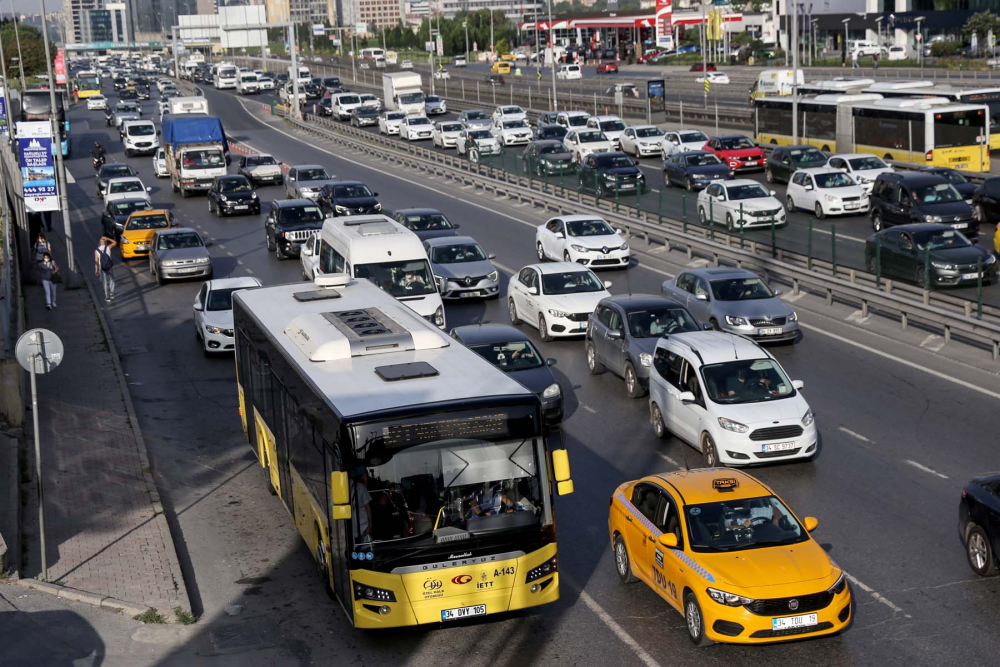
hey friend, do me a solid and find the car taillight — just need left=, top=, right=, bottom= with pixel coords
left=925, top=150, right=933, bottom=162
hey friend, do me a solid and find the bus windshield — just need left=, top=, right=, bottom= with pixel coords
left=77, top=75, right=100, bottom=90
left=355, top=259, right=437, bottom=297
left=962, top=92, right=1000, bottom=133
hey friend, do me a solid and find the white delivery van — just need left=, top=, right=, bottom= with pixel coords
left=237, top=72, right=259, bottom=94
left=291, top=66, right=311, bottom=85
left=168, top=96, right=209, bottom=116
left=121, top=119, right=159, bottom=157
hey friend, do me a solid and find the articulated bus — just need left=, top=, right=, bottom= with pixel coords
left=796, top=78, right=874, bottom=96
left=754, top=94, right=990, bottom=172
left=233, top=271, right=572, bottom=629
left=74, top=70, right=101, bottom=99
left=20, top=89, right=70, bottom=157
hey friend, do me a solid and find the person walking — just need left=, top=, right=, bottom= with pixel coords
left=39, top=253, right=59, bottom=309
left=873, top=52, right=879, bottom=72
left=851, top=50, right=859, bottom=69
left=33, top=232, right=52, bottom=283
left=95, top=235, right=117, bottom=302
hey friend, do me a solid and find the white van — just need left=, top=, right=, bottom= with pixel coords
left=749, top=69, right=804, bottom=100
left=850, top=41, right=881, bottom=58
left=310, top=215, right=446, bottom=329
left=557, top=64, right=582, bottom=80
left=291, top=66, right=311, bottom=85
left=237, top=72, right=259, bottom=94
left=121, top=119, right=159, bottom=157
left=887, top=45, right=910, bottom=61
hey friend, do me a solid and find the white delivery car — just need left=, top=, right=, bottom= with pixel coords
left=121, top=119, right=159, bottom=157
left=557, top=64, right=582, bottom=80
left=331, top=92, right=365, bottom=120
left=236, top=72, right=259, bottom=95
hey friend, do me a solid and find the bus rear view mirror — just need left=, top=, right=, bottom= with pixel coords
left=551, top=449, right=574, bottom=496
left=331, top=470, right=350, bottom=506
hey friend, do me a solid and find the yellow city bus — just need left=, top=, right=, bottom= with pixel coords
left=754, top=95, right=991, bottom=171
left=74, top=70, right=101, bottom=99
left=233, top=269, right=572, bottom=629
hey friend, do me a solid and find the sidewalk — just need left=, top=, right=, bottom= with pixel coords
left=19, top=229, right=190, bottom=616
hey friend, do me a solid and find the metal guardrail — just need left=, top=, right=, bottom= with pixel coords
left=284, top=111, right=1000, bottom=359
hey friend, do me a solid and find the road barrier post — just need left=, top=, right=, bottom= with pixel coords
left=526, top=154, right=532, bottom=186
left=739, top=204, right=746, bottom=249
left=477, top=81, right=480, bottom=103
left=635, top=181, right=641, bottom=211
left=831, top=225, right=837, bottom=275
left=924, top=250, right=931, bottom=291
left=770, top=218, right=776, bottom=258
left=709, top=199, right=715, bottom=240
left=528, top=86, right=531, bottom=108
left=876, top=236, right=882, bottom=288
left=807, top=219, right=813, bottom=270
left=492, top=85, right=496, bottom=106
left=682, top=191, right=688, bottom=231
left=977, top=258, right=984, bottom=319
left=658, top=184, right=664, bottom=224
left=462, top=79, right=465, bottom=99
left=614, top=185, right=620, bottom=213
left=680, top=99, right=683, bottom=126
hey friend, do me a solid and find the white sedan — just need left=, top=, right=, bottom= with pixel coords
left=661, top=129, right=710, bottom=157
left=619, top=125, right=665, bottom=158
left=492, top=105, right=527, bottom=125
left=399, top=115, right=434, bottom=141
left=379, top=110, right=406, bottom=135
left=535, top=215, right=630, bottom=269
left=456, top=128, right=502, bottom=162
left=87, top=95, right=108, bottom=110
left=695, top=71, right=731, bottom=85
left=193, top=277, right=262, bottom=355
left=507, top=262, right=611, bottom=341
left=432, top=121, right=465, bottom=149
left=104, top=176, right=152, bottom=205
left=696, top=179, right=786, bottom=231
left=564, top=129, right=612, bottom=163
left=785, top=167, right=869, bottom=218
left=359, top=93, right=381, bottom=110
left=152, top=148, right=168, bottom=178
left=491, top=119, right=533, bottom=146
left=826, top=153, right=894, bottom=194
left=433, top=69, right=451, bottom=80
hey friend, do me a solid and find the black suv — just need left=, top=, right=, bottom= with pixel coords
left=869, top=172, right=979, bottom=239
left=317, top=181, right=381, bottom=216
left=264, top=199, right=325, bottom=260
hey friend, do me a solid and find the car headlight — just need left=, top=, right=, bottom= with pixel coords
left=639, top=352, right=652, bottom=367
left=931, top=261, right=956, bottom=270
left=693, top=173, right=709, bottom=179
left=707, top=587, right=754, bottom=607
left=219, top=194, right=227, bottom=202
left=433, top=306, right=445, bottom=327
left=725, top=315, right=748, bottom=326
left=823, top=194, right=838, bottom=203
left=542, top=383, right=561, bottom=399
left=251, top=192, right=258, bottom=199
left=603, top=173, right=616, bottom=181
left=374, top=203, right=382, bottom=211
left=570, top=244, right=587, bottom=253
left=205, top=325, right=224, bottom=335
left=620, top=241, right=629, bottom=251
left=335, top=205, right=347, bottom=213
left=548, top=308, right=570, bottom=318
left=828, top=572, right=847, bottom=595
left=718, top=417, right=749, bottom=433
left=119, top=237, right=130, bottom=244
left=924, top=215, right=943, bottom=223
left=801, top=408, right=814, bottom=426
left=300, top=187, right=313, bottom=194
left=789, top=311, right=798, bottom=322
left=487, top=270, right=498, bottom=282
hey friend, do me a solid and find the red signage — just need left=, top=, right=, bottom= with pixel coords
left=655, top=0, right=673, bottom=50
left=54, top=49, right=66, bottom=85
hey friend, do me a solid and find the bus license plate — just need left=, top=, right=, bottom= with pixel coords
left=763, top=441, right=797, bottom=453
left=758, top=327, right=783, bottom=336
left=442, top=604, right=486, bottom=621
left=772, top=613, right=818, bottom=630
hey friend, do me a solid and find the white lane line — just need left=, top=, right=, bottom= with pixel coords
left=245, top=268, right=254, bottom=274
left=580, top=404, right=598, bottom=414
left=838, top=427, right=871, bottom=443
left=65, top=170, right=76, bottom=184
left=843, top=573, right=909, bottom=616
left=799, top=322, right=1000, bottom=402
left=920, top=334, right=945, bottom=352
left=657, top=452, right=680, bottom=467
left=565, top=582, right=663, bottom=667
left=904, top=459, right=949, bottom=480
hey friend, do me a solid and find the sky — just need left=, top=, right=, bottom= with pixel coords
left=10, top=0, right=63, bottom=13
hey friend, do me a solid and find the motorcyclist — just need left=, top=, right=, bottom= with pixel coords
left=91, top=141, right=106, bottom=168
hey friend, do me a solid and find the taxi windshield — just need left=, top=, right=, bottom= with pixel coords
left=685, top=495, right=808, bottom=553
left=126, top=213, right=169, bottom=230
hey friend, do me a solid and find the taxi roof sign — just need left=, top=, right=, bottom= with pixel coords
left=713, top=477, right=739, bottom=491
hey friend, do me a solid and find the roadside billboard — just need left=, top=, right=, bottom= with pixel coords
left=17, top=121, right=58, bottom=212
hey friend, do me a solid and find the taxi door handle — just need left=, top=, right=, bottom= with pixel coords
left=626, top=515, right=633, bottom=522
left=647, top=535, right=655, bottom=542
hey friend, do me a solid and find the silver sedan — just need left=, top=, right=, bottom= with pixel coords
left=424, top=236, right=500, bottom=299
left=149, top=227, right=213, bottom=286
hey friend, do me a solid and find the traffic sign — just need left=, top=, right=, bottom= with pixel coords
left=704, top=79, right=710, bottom=93
left=16, top=329, right=64, bottom=374
left=436, top=35, right=444, bottom=57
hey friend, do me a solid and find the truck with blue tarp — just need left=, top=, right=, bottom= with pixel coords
left=162, top=115, right=229, bottom=197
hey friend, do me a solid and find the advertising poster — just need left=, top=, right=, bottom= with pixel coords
left=656, top=0, right=673, bottom=51
left=17, top=121, right=58, bottom=213
left=55, top=48, right=67, bottom=85
left=0, top=89, right=7, bottom=138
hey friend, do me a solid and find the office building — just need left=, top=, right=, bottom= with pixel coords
left=440, top=0, right=542, bottom=20
left=84, top=3, right=131, bottom=42
left=267, top=0, right=337, bottom=25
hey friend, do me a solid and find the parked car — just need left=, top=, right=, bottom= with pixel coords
left=586, top=294, right=701, bottom=398
left=521, top=140, right=576, bottom=176
left=703, top=135, right=767, bottom=172
left=660, top=267, right=799, bottom=342
left=238, top=153, right=283, bottom=186
left=424, top=236, right=500, bottom=299
left=148, top=227, right=213, bottom=285
left=317, top=181, right=382, bottom=216
left=564, top=129, right=613, bottom=163
left=392, top=208, right=460, bottom=241
left=507, top=262, right=612, bottom=341
left=596, top=62, right=619, bottom=74
left=579, top=152, right=646, bottom=197
left=620, top=125, right=665, bottom=158
left=100, top=198, right=153, bottom=239
left=661, top=129, right=710, bottom=157
left=206, top=175, right=260, bottom=217
left=378, top=110, right=406, bottom=135
left=662, top=151, right=733, bottom=191
left=697, top=180, right=785, bottom=231
left=451, top=324, right=562, bottom=422
left=765, top=145, right=828, bottom=184
left=264, top=199, right=325, bottom=260
left=870, top=172, right=978, bottom=237
left=284, top=164, right=336, bottom=200
left=535, top=215, right=630, bottom=268
left=959, top=472, right=1000, bottom=577
left=864, top=223, right=997, bottom=287
left=827, top=153, right=893, bottom=194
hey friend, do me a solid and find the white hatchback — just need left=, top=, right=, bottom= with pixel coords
left=587, top=115, right=627, bottom=151
left=152, top=148, right=168, bottom=178
left=193, top=277, right=262, bottom=355
left=785, top=167, right=869, bottom=218
left=826, top=154, right=894, bottom=194
left=507, top=262, right=611, bottom=341
left=433, top=121, right=465, bottom=148
left=379, top=110, right=406, bottom=135
left=400, top=115, right=434, bottom=140
left=661, top=129, right=710, bottom=157
left=535, top=215, right=630, bottom=268
left=87, top=95, right=108, bottom=110
left=620, top=125, right=665, bottom=158
left=564, top=129, right=612, bottom=163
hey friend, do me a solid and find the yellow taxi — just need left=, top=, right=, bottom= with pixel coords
left=993, top=223, right=999, bottom=257
left=501, top=53, right=517, bottom=62
left=491, top=60, right=511, bottom=75
left=120, top=209, right=175, bottom=259
left=608, top=469, right=850, bottom=645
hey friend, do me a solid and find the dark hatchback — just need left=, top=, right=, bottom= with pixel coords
left=579, top=152, right=646, bottom=196
left=97, top=164, right=138, bottom=196
left=765, top=145, right=828, bottom=184
left=317, top=181, right=382, bottom=216
left=302, top=82, right=323, bottom=100
left=925, top=167, right=976, bottom=202
left=662, top=150, right=733, bottom=191
left=350, top=105, right=379, bottom=127
left=864, top=223, right=998, bottom=288
left=101, top=197, right=152, bottom=239
left=970, top=175, right=1000, bottom=227
left=318, top=96, right=334, bottom=116
left=264, top=199, right=325, bottom=260
left=207, top=174, right=260, bottom=217
left=450, top=324, right=563, bottom=423
left=870, top=173, right=979, bottom=239
left=959, top=471, right=1000, bottom=577
left=393, top=208, right=460, bottom=241
left=321, top=76, right=342, bottom=93
left=535, top=123, right=568, bottom=142
left=521, top=140, right=575, bottom=176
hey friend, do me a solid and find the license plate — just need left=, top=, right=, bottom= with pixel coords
left=597, top=254, right=611, bottom=260
left=772, top=613, right=818, bottom=630
left=577, top=322, right=588, bottom=330
left=744, top=160, right=758, bottom=166
left=178, top=267, right=200, bottom=274
left=758, top=327, right=783, bottom=336
left=951, top=222, right=968, bottom=229
left=459, top=291, right=480, bottom=298
left=763, top=441, right=797, bottom=453
left=845, top=203, right=860, bottom=209
left=620, top=183, right=635, bottom=189
left=136, top=245, right=148, bottom=251
left=962, top=272, right=981, bottom=280
left=234, top=205, right=248, bottom=210
left=441, top=604, right=486, bottom=621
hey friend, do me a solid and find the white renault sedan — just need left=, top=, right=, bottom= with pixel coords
left=87, top=95, right=108, bottom=110
left=491, top=118, right=533, bottom=146
left=620, top=125, right=665, bottom=158
left=492, top=105, right=527, bottom=125
left=697, top=179, right=786, bottom=231
left=564, top=129, right=612, bottom=163
left=785, top=167, right=869, bottom=219
left=432, top=121, right=465, bottom=149
left=379, top=110, right=406, bottom=135
left=507, top=262, right=611, bottom=341
left=535, top=215, right=630, bottom=268
left=193, top=277, right=262, bottom=355
left=661, top=129, right=710, bottom=157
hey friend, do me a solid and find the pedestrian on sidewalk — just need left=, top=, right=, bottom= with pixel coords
left=95, top=235, right=117, bottom=302
left=33, top=232, right=52, bottom=283
left=39, top=253, right=60, bottom=309
left=873, top=53, right=879, bottom=72
left=851, top=50, right=859, bottom=69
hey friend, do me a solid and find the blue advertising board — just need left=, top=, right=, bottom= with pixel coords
left=17, top=121, right=58, bottom=212
left=0, top=90, right=7, bottom=138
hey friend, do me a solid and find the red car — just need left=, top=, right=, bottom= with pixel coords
left=596, top=62, right=619, bottom=74
left=702, top=135, right=767, bottom=172
left=689, top=63, right=718, bottom=72
left=637, top=50, right=668, bottom=63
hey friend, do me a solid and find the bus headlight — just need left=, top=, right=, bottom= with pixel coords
left=526, top=555, right=558, bottom=583
left=353, top=582, right=396, bottom=602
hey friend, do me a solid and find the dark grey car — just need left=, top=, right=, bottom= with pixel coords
left=148, top=227, right=213, bottom=286
left=585, top=295, right=701, bottom=398
left=660, top=267, right=799, bottom=343
left=458, top=108, right=492, bottom=129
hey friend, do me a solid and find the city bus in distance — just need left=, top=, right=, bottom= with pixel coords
left=74, top=70, right=101, bottom=99
left=232, top=271, right=572, bottom=629
left=754, top=95, right=990, bottom=171
left=361, top=48, right=386, bottom=62
left=213, top=63, right=239, bottom=89
left=20, top=89, right=70, bottom=157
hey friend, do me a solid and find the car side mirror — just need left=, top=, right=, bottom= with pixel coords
left=678, top=391, right=696, bottom=403
left=205, top=241, right=213, bottom=247
left=546, top=358, right=556, bottom=366
left=193, top=302, right=203, bottom=311
left=488, top=253, right=497, bottom=260
left=452, top=223, right=460, bottom=229
left=804, top=185, right=813, bottom=191
left=792, top=379, right=805, bottom=391
left=695, top=293, right=708, bottom=301
left=657, top=533, right=678, bottom=548
left=435, top=276, right=446, bottom=293
left=554, top=232, right=564, bottom=239
left=528, top=286, right=539, bottom=295
left=773, top=288, right=783, bottom=296
left=702, top=322, right=714, bottom=330
left=803, top=516, right=819, bottom=532
left=607, top=329, right=623, bottom=339
left=146, top=186, right=152, bottom=192
left=603, top=280, right=612, bottom=289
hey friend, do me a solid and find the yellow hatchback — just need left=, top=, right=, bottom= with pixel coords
left=120, top=209, right=174, bottom=259
left=491, top=61, right=511, bottom=75
left=607, top=469, right=850, bottom=645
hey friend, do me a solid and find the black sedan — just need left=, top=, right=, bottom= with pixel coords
left=302, top=82, right=323, bottom=100
left=101, top=197, right=153, bottom=239
left=96, top=163, right=138, bottom=196
left=451, top=324, right=563, bottom=423
left=864, top=223, right=998, bottom=288
left=321, top=76, right=342, bottom=93
left=970, top=175, right=1000, bottom=225
left=959, top=472, right=1000, bottom=577
left=579, top=152, right=646, bottom=197
left=535, top=123, right=568, bottom=142
left=521, top=140, right=575, bottom=176
left=764, top=145, right=827, bottom=184
left=350, top=106, right=379, bottom=127
left=317, top=181, right=382, bottom=217
left=207, top=175, right=260, bottom=217
left=662, top=150, right=733, bottom=191
left=393, top=208, right=460, bottom=241
left=925, top=167, right=976, bottom=202
left=318, top=96, right=334, bottom=116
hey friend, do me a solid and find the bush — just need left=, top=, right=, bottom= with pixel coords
left=931, top=41, right=962, bottom=57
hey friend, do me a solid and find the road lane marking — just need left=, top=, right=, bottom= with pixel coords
left=564, top=581, right=663, bottom=667
left=657, top=452, right=680, bottom=467
left=581, top=404, right=597, bottom=414
left=844, top=310, right=871, bottom=324
left=799, top=322, right=1000, bottom=401
left=838, top=427, right=871, bottom=443
left=920, top=334, right=945, bottom=352
left=904, top=459, right=949, bottom=480
left=843, top=573, right=909, bottom=616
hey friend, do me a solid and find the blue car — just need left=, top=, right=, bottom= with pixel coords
left=677, top=44, right=700, bottom=55
left=662, top=150, right=734, bottom=191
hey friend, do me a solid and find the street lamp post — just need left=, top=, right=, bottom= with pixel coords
left=791, top=0, right=798, bottom=144
left=875, top=16, right=884, bottom=53
left=841, top=17, right=850, bottom=67
left=702, top=1, right=707, bottom=109
left=464, top=19, right=469, bottom=62
left=812, top=19, right=819, bottom=63
left=547, top=0, right=558, bottom=111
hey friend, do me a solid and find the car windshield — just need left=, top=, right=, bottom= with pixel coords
left=627, top=307, right=700, bottom=338
left=110, top=180, right=143, bottom=193
left=567, top=115, right=589, bottom=127
left=402, top=212, right=453, bottom=230
left=469, top=130, right=492, bottom=140
left=247, top=156, right=277, bottom=167
left=157, top=233, right=203, bottom=250
left=848, top=156, right=887, bottom=171
left=719, top=137, right=756, bottom=150
left=541, top=270, right=604, bottom=295
left=101, top=165, right=134, bottom=178
left=182, top=149, right=225, bottom=169
left=298, top=168, right=330, bottom=181
left=679, top=131, right=708, bottom=143
left=207, top=287, right=245, bottom=311
left=814, top=172, right=855, bottom=188
left=710, top=277, right=775, bottom=301
left=338, top=95, right=361, bottom=104
left=913, top=228, right=972, bottom=249
left=790, top=148, right=826, bottom=163
left=117, top=103, right=138, bottom=112
left=241, top=75, right=256, bottom=82
left=408, top=117, right=431, bottom=125
left=501, top=106, right=522, bottom=114
left=503, top=120, right=528, bottom=129
left=469, top=340, right=544, bottom=371
left=333, top=184, right=373, bottom=198
left=431, top=243, right=487, bottom=264
left=126, top=213, right=169, bottom=230
left=636, top=127, right=664, bottom=138
left=686, top=154, right=722, bottom=167
left=426, top=95, right=441, bottom=103
left=440, top=123, right=463, bottom=132
left=278, top=205, right=323, bottom=224
left=220, top=179, right=253, bottom=193
left=727, top=184, right=770, bottom=200
left=578, top=131, right=606, bottom=143
left=465, top=111, right=487, bottom=120
left=538, top=144, right=567, bottom=155
left=112, top=201, right=150, bottom=215
left=600, top=120, right=627, bottom=132
left=567, top=219, right=615, bottom=237
left=935, top=169, right=968, bottom=185
left=356, top=259, right=437, bottom=297
left=685, top=495, right=808, bottom=553
left=595, top=155, right=634, bottom=169
left=701, top=358, right=796, bottom=404
left=911, top=183, right=963, bottom=204
left=323, top=78, right=340, bottom=85
left=128, top=124, right=155, bottom=136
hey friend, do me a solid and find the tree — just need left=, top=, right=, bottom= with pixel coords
left=962, top=10, right=1000, bottom=39
left=0, top=20, right=49, bottom=83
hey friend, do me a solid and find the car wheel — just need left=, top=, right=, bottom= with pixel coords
left=684, top=592, right=713, bottom=647
left=275, top=242, right=285, bottom=261
left=624, top=362, right=646, bottom=399
left=508, top=298, right=521, bottom=325
left=563, top=251, right=572, bottom=263
left=975, top=204, right=986, bottom=223
left=915, top=265, right=928, bottom=288
left=613, top=534, right=638, bottom=584
left=725, top=213, right=735, bottom=232
left=152, top=259, right=164, bottom=286
left=538, top=315, right=552, bottom=342
left=701, top=433, right=721, bottom=468
left=536, top=242, right=546, bottom=262
left=966, top=523, right=998, bottom=576
left=587, top=342, right=604, bottom=375
left=125, top=149, right=132, bottom=158
left=652, top=404, right=668, bottom=439
left=786, top=195, right=795, bottom=212
left=815, top=202, right=826, bottom=219
left=265, top=230, right=275, bottom=251
left=866, top=252, right=877, bottom=274
left=698, top=206, right=707, bottom=225
left=765, top=168, right=774, bottom=184
left=685, top=177, right=694, bottom=192
left=872, top=211, right=883, bottom=232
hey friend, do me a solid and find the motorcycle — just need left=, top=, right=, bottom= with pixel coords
left=92, top=154, right=105, bottom=170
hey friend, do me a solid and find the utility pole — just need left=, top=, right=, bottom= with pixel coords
left=172, top=26, right=180, bottom=80
left=10, top=0, right=27, bottom=90
left=490, top=9, right=495, bottom=54
left=791, top=0, right=799, bottom=144
left=547, top=0, right=557, bottom=111
left=464, top=19, right=469, bottom=62
left=702, top=1, right=707, bottom=109
left=915, top=16, right=925, bottom=72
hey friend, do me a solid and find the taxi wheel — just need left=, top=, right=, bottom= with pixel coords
left=613, top=534, right=638, bottom=584
left=587, top=342, right=604, bottom=375
left=508, top=298, right=521, bottom=325
left=684, top=592, right=714, bottom=647
left=701, top=433, right=721, bottom=468
left=966, top=524, right=998, bottom=577
left=538, top=315, right=552, bottom=343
